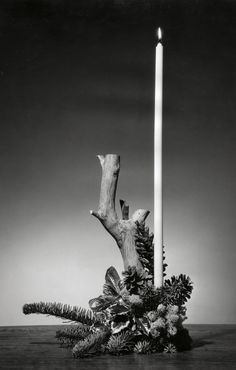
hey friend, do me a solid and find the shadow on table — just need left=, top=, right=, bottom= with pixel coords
left=192, top=339, right=214, bottom=348
left=191, top=326, right=236, bottom=349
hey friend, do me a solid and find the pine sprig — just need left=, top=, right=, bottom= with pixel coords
left=106, top=331, right=134, bottom=355
left=23, top=302, right=102, bottom=326
left=140, top=285, right=162, bottom=312
left=134, top=340, right=151, bottom=354
left=72, top=329, right=110, bottom=358
left=164, top=275, right=193, bottom=306
left=56, top=324, right=91, bottom=347
left=163, top=343, right=177, bottom=353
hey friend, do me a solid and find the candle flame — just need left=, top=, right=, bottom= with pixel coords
left=157, top=27, right=162, bottom=41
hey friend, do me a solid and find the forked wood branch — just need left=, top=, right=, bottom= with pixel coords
left=90, top=154, right=150, bottom=272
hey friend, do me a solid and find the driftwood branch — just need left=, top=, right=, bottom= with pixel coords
left=90, top=154, right=150, bottom=272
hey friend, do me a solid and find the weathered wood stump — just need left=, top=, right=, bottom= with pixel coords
left=90, top=154, right=150, bottom=273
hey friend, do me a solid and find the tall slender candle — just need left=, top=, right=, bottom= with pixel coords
left=154, top=28, right=163, bottom=288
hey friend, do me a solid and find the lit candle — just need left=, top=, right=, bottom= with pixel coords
left=154, top=27, right=163, bottom=288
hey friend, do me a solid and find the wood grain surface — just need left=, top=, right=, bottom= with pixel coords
left=0, top=325, right=236, bottom=369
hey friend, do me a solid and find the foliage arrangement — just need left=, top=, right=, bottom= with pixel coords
left=23, top=222, right=193, bottom=358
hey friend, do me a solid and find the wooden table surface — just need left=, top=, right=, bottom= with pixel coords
left=0, top=325, right=235, bottom=369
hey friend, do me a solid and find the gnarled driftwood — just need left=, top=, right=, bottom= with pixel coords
left=90, top=154, right=149, bottom=272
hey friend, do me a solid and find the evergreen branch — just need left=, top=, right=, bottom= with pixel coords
left=23, top=302, right=102, bottom=326
left=163, top=343, right=177, bottom=353
left=106, top=331, right=134, bottom=355
left=72, top=329, right=110, bottom=358
left=164, top=275, right=193, bottom=306
left=134, top=340, right=151, bottom=354
left=56, top=324, right=91, bottom=347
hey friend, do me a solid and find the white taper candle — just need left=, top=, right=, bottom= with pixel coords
left=154, top=27, right=163, bottom=288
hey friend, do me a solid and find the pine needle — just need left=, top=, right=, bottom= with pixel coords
left=72, top=329, right=110, bottom=358
left=106, top=331, right=134, bottom=355
left=56, top=324, right=91, bottom=346
left=23, top=302, right=102, bottom=326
